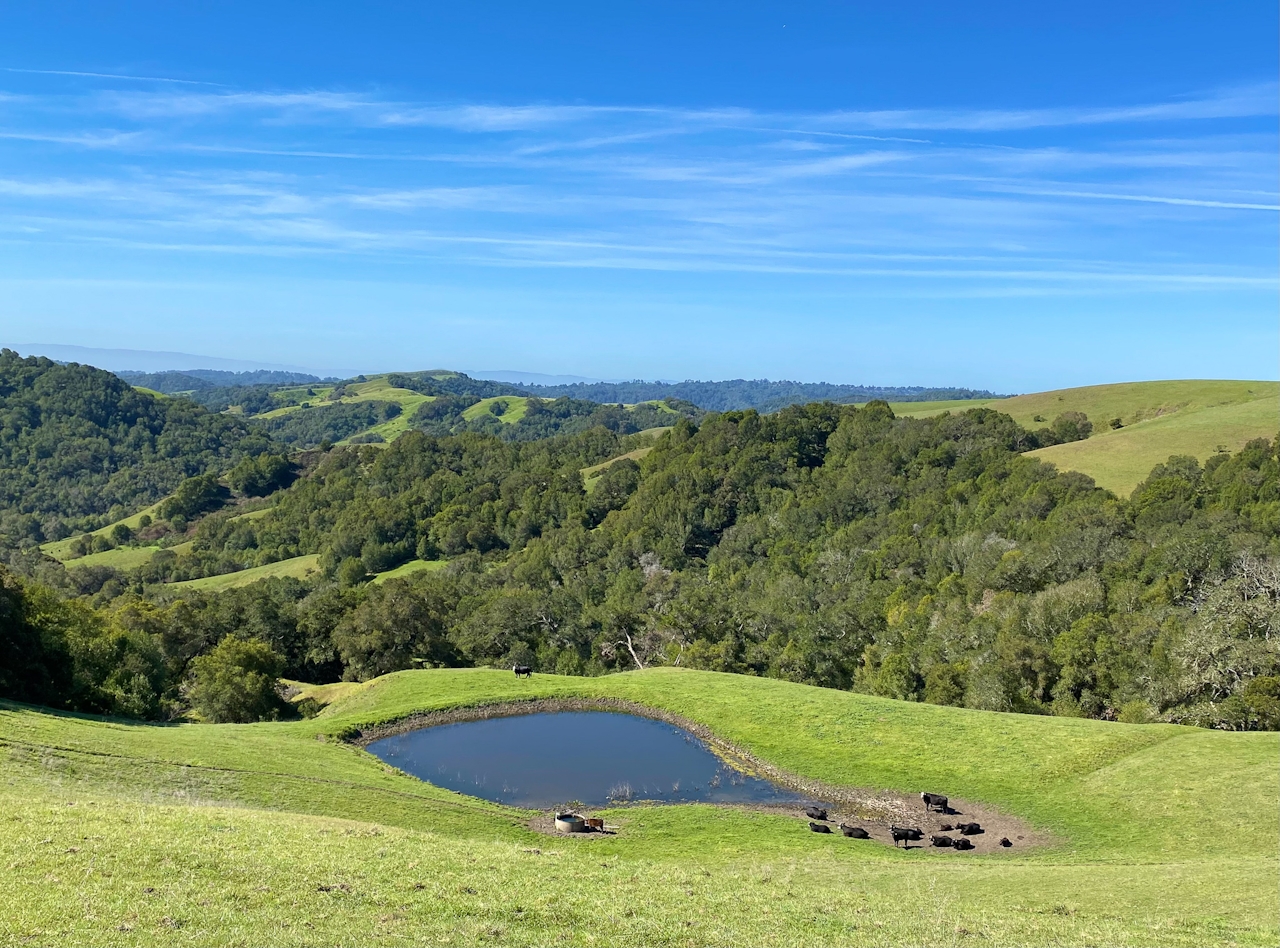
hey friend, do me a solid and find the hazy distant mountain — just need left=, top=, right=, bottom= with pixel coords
left=12, top=344, right=310, bottom=375
left=120, top=369, right=329, bottom=393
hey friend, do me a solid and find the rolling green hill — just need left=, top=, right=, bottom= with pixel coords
left=1, top=668, right=1275, bottom=946
left=1030, top=394, right=1278, bottom=495
left=0, top=350, right=269, bottom=545
left=891, top=381, right=1278, bottom=495
left=166, top=553, right=322, bottom=591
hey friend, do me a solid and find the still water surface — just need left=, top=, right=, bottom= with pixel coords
left=367, top=710, right=813, bottom=808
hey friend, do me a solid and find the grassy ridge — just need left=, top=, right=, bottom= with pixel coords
left=1, top=668, right=1275, bottom=945
left=41, top=501, right=168, bottom=561
left=994, top=379, right=1275, bottom=428
left=368, top=558, right=449, bottom=585
left=885, top=381, right=1277, bottom=495
left=166, top=554, right=321, bottom=591
left=1029, top=395, right=1278, bottom=494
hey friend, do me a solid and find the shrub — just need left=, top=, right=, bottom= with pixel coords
left=187, top=636, right=286, bottom=723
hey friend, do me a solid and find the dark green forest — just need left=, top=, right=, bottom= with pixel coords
left=517, top=378, right=1001, bottom=412
left=2, top=351, right=1276, bottom=730
left=0, top=350, right=271, bottom=546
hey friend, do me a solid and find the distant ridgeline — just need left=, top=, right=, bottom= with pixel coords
left=510, top=379, right=1003, bottom=413
left=119, top=369, right=333, bottom=393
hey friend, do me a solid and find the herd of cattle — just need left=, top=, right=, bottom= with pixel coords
left=804, top=793, right=1013, bottom=851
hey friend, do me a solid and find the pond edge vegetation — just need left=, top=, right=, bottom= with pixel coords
left=346, top=692, right=1042, bottom=843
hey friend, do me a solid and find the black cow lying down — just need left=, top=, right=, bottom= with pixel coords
left=999, top=837, right=1013, bottom=848
left=839, top=824, right=870, bottom=839
left=921, top=792, right=949, bottom=813
left=890, top=826, right=923, bottom=847
left=512, top=665, right=533, bottom=678
left=957, top=822, right=983, bottom=835
left=804, top=806, right=828, bottom=821
left=953, top=837, right=975, bottom=851
left=930, top=834, right=954, bottom=848
left=809, top=821, right=832, bottom=833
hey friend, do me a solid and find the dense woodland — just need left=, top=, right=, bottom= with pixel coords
left=0, top=351, right=270, bottom=546
left=519, top=379, right=1000, bottom=411
left=1, top=351, right=1276, bottom=730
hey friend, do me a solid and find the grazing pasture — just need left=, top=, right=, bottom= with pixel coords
left=368, top=557, right=449, bottom=585
left=165, top=553, right=321, bottom=591
left=1028, top=393, right=1279, bottom=495
left=0, top=668, right=1274, bottom=946
left=40, top=501, right=168, bottom=561
left=883, top=380, right=1278, bottom=495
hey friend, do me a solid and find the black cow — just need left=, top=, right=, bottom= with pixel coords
left=839, top=824, right=869, bottom=839
left=939, top=823, right=954, bottom=831
left=999, top=837, right=1012, bottom=848
left=804, top=806, right=828, bottom=821
left=921, top=792, right=949, bottom=813
left=809, top=821, right=832, bottom=834
left=953, top=837, right=975, bottom=851
left=930, top=834, right=954, bottom=848
left=513, top=665, right=533, bottom=678
left=890, top=826, right=923, bottom=847
left=958, top=822, right=982, bottom=835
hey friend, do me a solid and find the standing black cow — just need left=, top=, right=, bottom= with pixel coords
left=890, top=826, right=923, bottom=847
left=921, top=792, right=949, bottom=813
left=809, top=821, right=832, bottom=834
left=804, top=806, right=828, bottom=821
left=513, top=665, right=533, bottom=678
left=839, top=824, right=870, bottom=839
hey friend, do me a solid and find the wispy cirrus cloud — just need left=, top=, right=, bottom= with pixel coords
left=0, top=72, right=1273, bottom=300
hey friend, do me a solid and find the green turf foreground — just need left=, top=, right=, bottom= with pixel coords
left=1, top=668, right=1276, bottom=946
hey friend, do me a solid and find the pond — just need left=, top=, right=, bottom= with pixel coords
left=366, top=710, right=817, bottom=808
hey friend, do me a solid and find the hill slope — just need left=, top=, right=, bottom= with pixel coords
left=0, top=350, right=270, bottom=545
left=1005, top=380, right=1277, bottom=495
left=894, top=381, right=1278, bottom=495
left=1, top=668, right=1275, bottom=946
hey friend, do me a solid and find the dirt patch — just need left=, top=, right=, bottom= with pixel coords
left=347, top=696, right=1046, bottom=852
left=524, top=812, right=617, bottom=838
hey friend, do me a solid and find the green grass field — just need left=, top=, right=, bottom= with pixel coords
left=58, top=544, right=165, bottom=571
left=41, top=501, right=168, bottom=561
left=369, top=558, right=449, bottom=585
left=461, top=395, right=531, bottom=425
left=883, top=381, right=1277, bottom=496
left=993, top=379, right=1275, bottom=429
left=1, top=668, right=1274, bottom=946
left=164, top=554, right=321, bottom=592
left=885, top=398, right=1000, bottom=418
left=1029, top=394, right=1278, bottom=495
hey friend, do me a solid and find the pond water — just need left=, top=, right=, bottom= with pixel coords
left=366, top=710, right=815, bottom=808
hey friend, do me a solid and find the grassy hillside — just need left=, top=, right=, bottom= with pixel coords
left=890, top=381, right=1277, bottom=495
left=994, top=379, right=1275, bottom=429
left=1, top=668, right=1274, bottom=946
left=41, top=500, right=168, bottom=561
left=886, top=397, right=999, bottom=417
left=368, top=558, right=448, bottom=585
left=166, top=554, right=321, bottom=591
left=1030, top=395, right=1278, bottom=495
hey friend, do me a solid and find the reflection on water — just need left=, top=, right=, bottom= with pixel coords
left=366, top=710, right=816, bottom=808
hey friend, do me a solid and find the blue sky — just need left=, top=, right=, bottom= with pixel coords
left=0, top=1, right=1275, bottom=389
